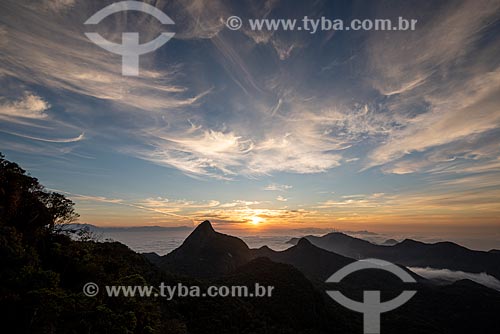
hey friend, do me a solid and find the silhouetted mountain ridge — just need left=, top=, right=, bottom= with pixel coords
left=287, top=232, right=500, bottom=279
left=147, top=220, right=500, bottom=333
left=382, top=238, right=399, bottom=245
left=252, top=237, right=354, bottom=280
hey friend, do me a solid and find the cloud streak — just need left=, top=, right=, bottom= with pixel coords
left=0, top=130, right=85, bottom=143
left=364, top=0, right=500, bottom=172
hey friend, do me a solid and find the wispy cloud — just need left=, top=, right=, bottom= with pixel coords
left=368, top=0, right=500, bottom=96
left=0, top=93, right=50, bottom=119
left=264, top=183, right=293, bottom=191
left=317, top=193, right=389, bottom=209
left=131, top=116, right=346, bottom=178
left=39, top=0, right=76, bottom=13
left=0, top=130, right=85, bottom=143
left=366, top=70, right=500, bottom=168
left=0, top=0, right=203, bottom=112
left=134, top=128, right=252, bottom=179
left=364, top=0, right=500, bottom=172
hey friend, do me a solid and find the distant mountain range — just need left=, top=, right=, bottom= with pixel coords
left=66, top=223, right=193, bottom=233
left=286, top=232, right=500, bottom=280
left=148, top=222, right=423, bottom=283
left=143, top=221, right=500, bottom=333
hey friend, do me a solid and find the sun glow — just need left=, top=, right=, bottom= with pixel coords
left=251, top=216, right=264, bottom=225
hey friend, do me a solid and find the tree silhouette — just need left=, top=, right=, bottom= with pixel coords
left=0, top=153, right=79, bottom=238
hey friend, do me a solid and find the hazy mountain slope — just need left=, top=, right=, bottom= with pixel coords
left=251, top=238, right=353, bottom=281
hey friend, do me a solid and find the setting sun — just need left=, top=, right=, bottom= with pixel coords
left=251, top=216, right=264, bottom=225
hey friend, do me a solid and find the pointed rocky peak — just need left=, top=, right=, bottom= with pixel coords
left=195, top=220, right=215, bottom=234
left=184, top=220, right=216, bottom=242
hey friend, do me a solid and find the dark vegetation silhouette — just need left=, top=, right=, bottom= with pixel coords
left=0, top=153, right=353, bottom=333
left=1, top=153, right=500, bottom=333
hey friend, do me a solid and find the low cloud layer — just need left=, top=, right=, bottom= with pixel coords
left=409, top=267, right=500, bottom=291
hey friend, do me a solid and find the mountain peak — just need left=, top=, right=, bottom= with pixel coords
left=398, top=239, right=424, bottom=246
left=296, top=237, right=313, bottom=248
left=258, top=245, right=273, bottom=251
left=182, top=220, right=216, bottom=245
left=382, top=238, right=399, bottom=246
left=161, top=220, right=251, bottom=278
left=193, top=220, right=215, bottom=234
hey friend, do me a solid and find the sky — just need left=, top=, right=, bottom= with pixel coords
left=0, top=0, right=499, bottom=242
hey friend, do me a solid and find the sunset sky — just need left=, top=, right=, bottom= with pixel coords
left=1, top=0, right=499, bottom=239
